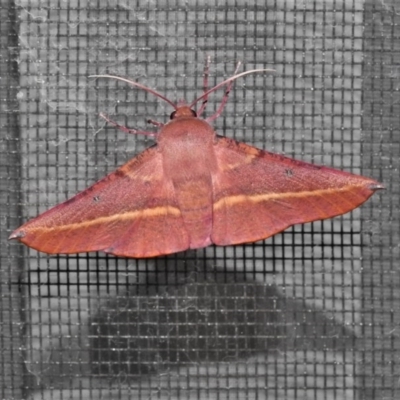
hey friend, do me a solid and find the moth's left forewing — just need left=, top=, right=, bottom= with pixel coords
left=211, top=137, right=383, bottom=246
left=10, top=147, right=190, bottom=258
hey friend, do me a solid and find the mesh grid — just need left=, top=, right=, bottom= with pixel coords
left=1, top=0, right=397, bottom=399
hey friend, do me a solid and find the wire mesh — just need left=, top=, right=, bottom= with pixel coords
left=1, top=0, right=397, bottom=399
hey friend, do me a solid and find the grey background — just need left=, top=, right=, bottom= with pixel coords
left=0, top=0, right=397, bottom=399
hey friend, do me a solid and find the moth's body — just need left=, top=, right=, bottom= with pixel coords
left=9, top=68, right=384, bottom=258
left=159, top=110, right=217, bottom=249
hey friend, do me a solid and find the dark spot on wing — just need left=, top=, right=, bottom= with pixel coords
left=285, top=169, right=293, bottom=177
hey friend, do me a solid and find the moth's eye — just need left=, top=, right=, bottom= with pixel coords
left=190, top=109, right=197, bottom=117
left=170, top=111, right=176, bottom=120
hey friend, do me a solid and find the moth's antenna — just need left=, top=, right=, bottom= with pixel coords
left=189, top=68, right=275, bottom=109
left=90, top=75, right=178, bottom=110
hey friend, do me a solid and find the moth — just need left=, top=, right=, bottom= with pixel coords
left=9, top=60, right=384, bottom=258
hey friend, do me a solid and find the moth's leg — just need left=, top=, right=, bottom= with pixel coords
left=196, top=55, right=212, bottom=117
left=206, top=60, right=242, bottom=123
left=147, top=119, right=164, bottom=128
left=100, top=113, right=157, bottom=137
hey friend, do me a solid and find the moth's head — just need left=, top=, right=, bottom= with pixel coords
left=170, top=106, right=197, bottom=120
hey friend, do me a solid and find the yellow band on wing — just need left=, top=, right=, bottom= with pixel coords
left=30, top=205, right=182, bottom=233
left=213, top=185, right=357, bottom=210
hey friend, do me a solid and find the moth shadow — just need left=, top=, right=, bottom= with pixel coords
left=89, top=254, right=355, bottom=381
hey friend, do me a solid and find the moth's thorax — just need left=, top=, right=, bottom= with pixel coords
left=158, top=116, right=218, bottom=174
left=158, top=115, right=216, bottom=144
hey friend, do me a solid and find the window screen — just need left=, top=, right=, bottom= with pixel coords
left=1, top=1, right=397, bottom=399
